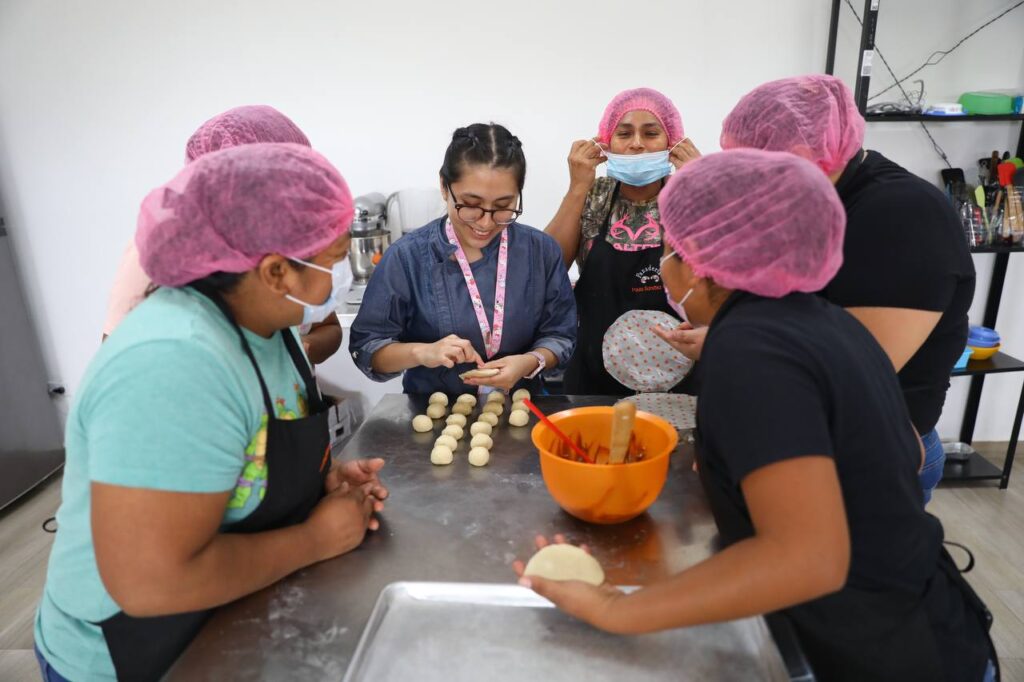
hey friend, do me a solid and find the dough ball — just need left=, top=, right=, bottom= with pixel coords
left=508, top=410, right=530, bottom=427
left=469, top=421, right=493, bottom=437
left=434, top=435, right=458, bottom=451
left=483, top=403, right=504, bottom=417
left=412, top=415, right=433, bottom=433
left=430, top=446, right=454, bottom=465
left=523, top=544, right=605, bottom=586
left=428, top=392, right=449, bottom=406
left=512, top=388, right=531, bottom=403
left=486, top=391, right=506, bottom=404
left=442, top=425, right=464, bottom=440
left=468, top=447, right=490, bottom=467
left=478, top=412, right=499, bottom=426
left=510, top=400, right=527, bottom=413
left=446, top=414, right=467, bottom=427
left=456, top=394, right=478, bottom=407
left=470, top=433, right=493, bottom=450
left=426, top=403, right=447, bottom=419
left=452, top=403, right=473, bottom=416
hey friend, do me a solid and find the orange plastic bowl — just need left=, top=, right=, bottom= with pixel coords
left=531, top=406, right=678, bottom=524
left=968, top=344, right=1000, bottom=361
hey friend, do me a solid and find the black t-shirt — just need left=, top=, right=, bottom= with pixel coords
left=695, top=291, right=989, bottom=680
left=823, top=151, right=976, bottom=434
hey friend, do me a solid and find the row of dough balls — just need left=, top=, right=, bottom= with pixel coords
left=414, top=389, right=533, bottom=466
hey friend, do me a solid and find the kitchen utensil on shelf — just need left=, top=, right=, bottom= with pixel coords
left=974, top=186, right=989, bottom=229
left=941, top=168, right=966, bottom=191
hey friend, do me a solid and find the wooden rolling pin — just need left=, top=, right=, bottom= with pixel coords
left=609, top=400, right=637, bottom=464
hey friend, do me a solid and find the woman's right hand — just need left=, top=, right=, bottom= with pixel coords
left=305, top=482, right=381, bottom=562
left=567, top=138, right=606, bottom=193
left=413, top=335, right=484, bottom=369
left=652, top=323, right=707, bottom=362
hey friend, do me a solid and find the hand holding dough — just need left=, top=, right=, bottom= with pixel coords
left=426, top=403, right=446, bottom=419
left=523, top=544, right=605, bottom=586
left=446, top=414, right=467, bottom=427
left=470, top=433, right=493, bottom=449
left=468, top=447, right=490, bottom=466
left=412, top=415, right=433, bottom=433
left=430, top=446, right=454, bottom=465
left=508, top=410, right=529, bottom=427
left=428, top=392, right=449, bottom=406
left=470, top=421, right=492, bottom=437
left=460, top=368, right=500, bottom=380
left=435, top=435, right=458, bottom=451
left=442, top=425, right=464, bottom=440
left=512, top=388, right=531, bottom=403
left=478, top=412, right=499, bottom=426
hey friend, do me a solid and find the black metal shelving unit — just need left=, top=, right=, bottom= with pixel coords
left=825, top=0, right=1024, bottom=488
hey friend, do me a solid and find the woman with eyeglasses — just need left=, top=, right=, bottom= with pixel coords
left=349, top=123, right=577, bottom=395
left=544, top=88, right=701, bottom=395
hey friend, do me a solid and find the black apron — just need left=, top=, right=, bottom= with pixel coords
left=97, top=285, right=332, bottom=682
left=693, top=432, right=998, bottom=682
left=564, top=183, right=681, bottom=395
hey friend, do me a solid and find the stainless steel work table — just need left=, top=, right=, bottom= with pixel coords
left=169, top=394, right=811, bottom=680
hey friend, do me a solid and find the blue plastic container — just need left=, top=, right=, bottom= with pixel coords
left=967, top=325, right=1000, bottom=348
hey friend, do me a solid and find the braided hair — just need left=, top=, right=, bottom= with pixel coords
left=439, top=123, right=526, bottom=191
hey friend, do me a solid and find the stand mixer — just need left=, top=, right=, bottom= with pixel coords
left=346, top=193, right=391, bottom=306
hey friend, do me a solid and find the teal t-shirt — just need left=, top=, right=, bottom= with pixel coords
left=34, top=287, right=310, bottom=681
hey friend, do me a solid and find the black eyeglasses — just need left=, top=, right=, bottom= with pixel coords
left=446, top=184, right=523, bottom=226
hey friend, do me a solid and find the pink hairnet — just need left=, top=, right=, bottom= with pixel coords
left=597, top=88, right=684, bottom=145
left=137, top=143, right=353, bottom=287
left=659, top=149, right=845, bottom=298
left=184, top=105, right=310, bottom=162
left=720, top=75, right=864, bottom=176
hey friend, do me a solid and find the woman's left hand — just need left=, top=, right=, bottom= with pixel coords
left=670, top=138, right=702, bottom=169
left=512, top=534, right=627, bottom=633
left=463, top=354, right=537, bottom=392
left=325, top=458, right=389, bottom=504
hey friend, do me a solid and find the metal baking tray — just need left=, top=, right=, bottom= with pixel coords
left=343, top=582, right=793, bottom=681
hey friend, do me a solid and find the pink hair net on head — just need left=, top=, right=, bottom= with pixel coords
left=659, top=149, right=845, bottom=298
left=597, top=87, right=684, bottom=145
left=137, top=143, right=353, bottom=287
left=720, top=75, right=864, bottom=176
left=184, top=105, right=310, bottom=162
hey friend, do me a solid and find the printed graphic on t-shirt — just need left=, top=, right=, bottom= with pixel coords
left=606, top=206, right=663, bottom=252
left=227, top=382, right=308, bottom=512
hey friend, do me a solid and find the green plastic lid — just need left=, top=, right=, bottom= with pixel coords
left=958, top=92, right=1015, bottom=115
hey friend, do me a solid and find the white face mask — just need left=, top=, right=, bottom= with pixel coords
left=284, top=257, right=353, bottom=326
left=660, top=250, right=694, bottom=326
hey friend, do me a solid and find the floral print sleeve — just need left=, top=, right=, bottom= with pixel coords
left=576, top=177, right=618, bottom=271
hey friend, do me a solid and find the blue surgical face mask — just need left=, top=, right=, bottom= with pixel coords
left=285, top=257, right=353, bottom=326
left=604, top=149, right=673, bottom=186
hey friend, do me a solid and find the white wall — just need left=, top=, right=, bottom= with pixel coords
left=0, top=0, right=1021, bottom=442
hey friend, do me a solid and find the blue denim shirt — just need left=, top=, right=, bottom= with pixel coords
left=348, top=218, right=577, bottom=394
